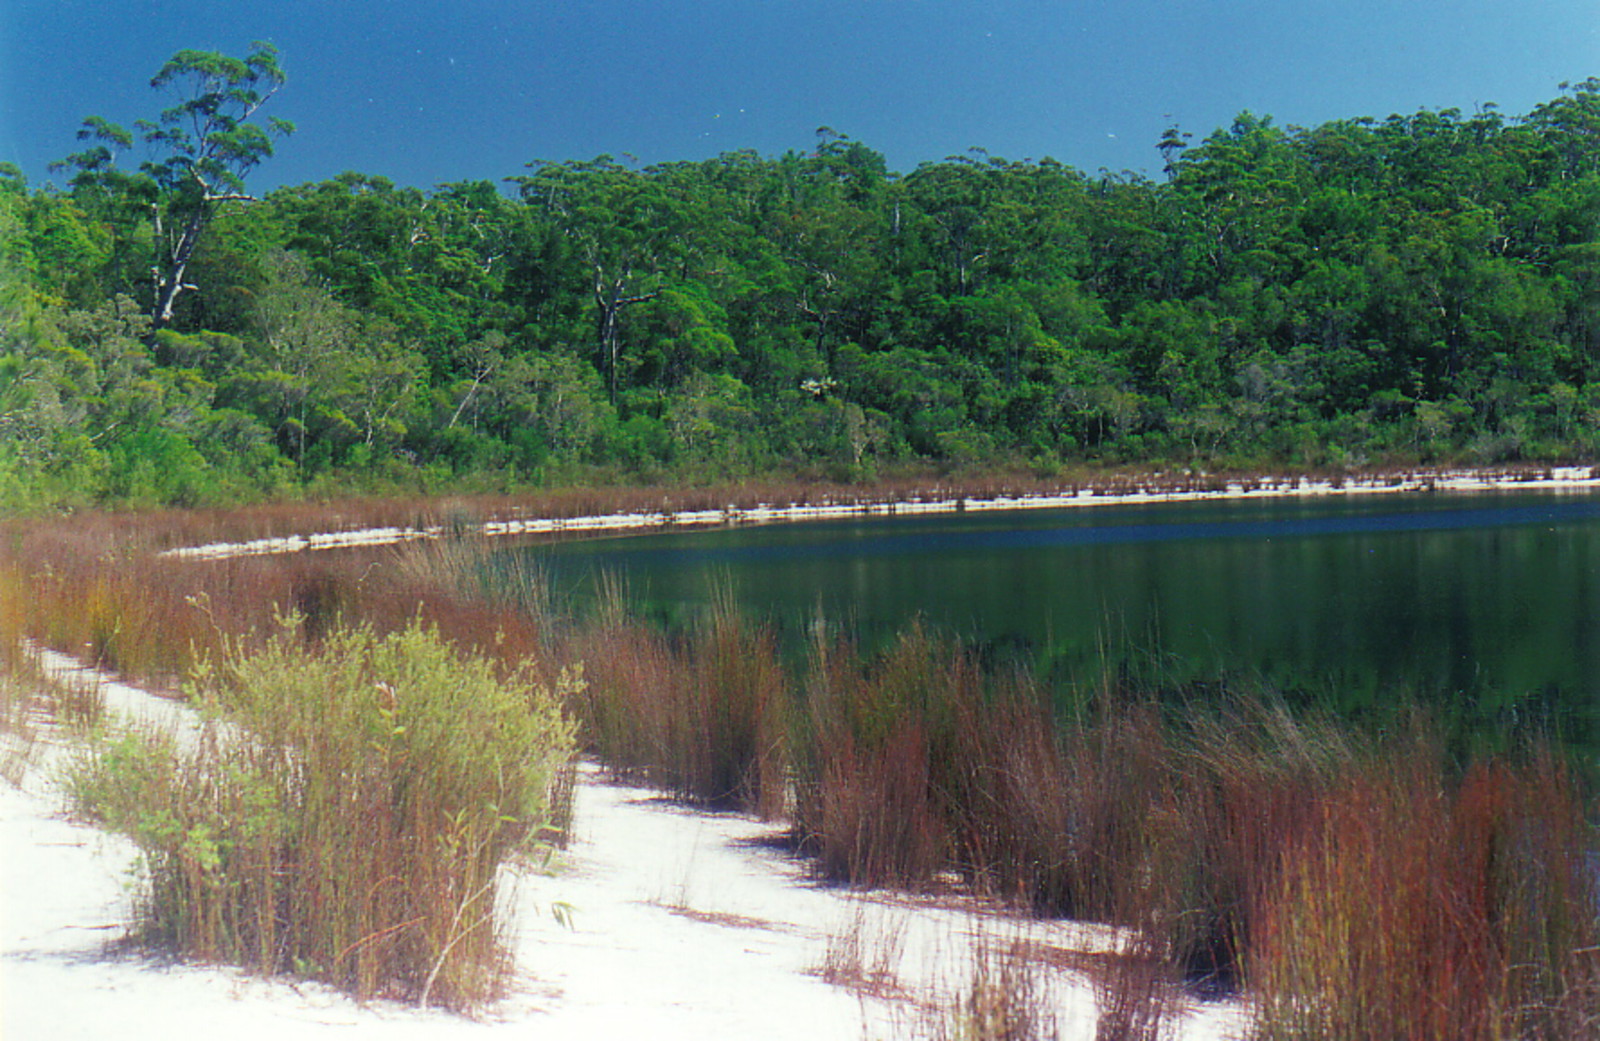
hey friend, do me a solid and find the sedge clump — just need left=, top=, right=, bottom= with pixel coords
left=68, top=615, right=577, bottom=1010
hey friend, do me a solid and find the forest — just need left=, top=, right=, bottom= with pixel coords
left=3, top=48, right=1598, bottom=510
left=6, top=51, right=1600, bottom=1036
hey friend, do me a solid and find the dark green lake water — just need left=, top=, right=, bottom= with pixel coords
left=507, top=490, right=1600, bottom=746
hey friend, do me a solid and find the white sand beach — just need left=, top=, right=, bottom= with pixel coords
left=1, top=655, right=1250, bottom=1040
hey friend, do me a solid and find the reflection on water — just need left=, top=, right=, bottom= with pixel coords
left=506, top=490, right=1600, bottom=747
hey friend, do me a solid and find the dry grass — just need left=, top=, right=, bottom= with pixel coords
left=1089, top=933, right=1174, bottom=1041
left=931, top=938, right=1064, bottom=1041
left=6, top=490, right=1598, bottom=1032
left=815, top=894, right=914, bottom=1002
left=1250, top=741, right=1600, bottom=1040
left=0, top=668, right=42, bottom=786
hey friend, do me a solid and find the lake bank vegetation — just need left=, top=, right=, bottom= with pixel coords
left=5, top=47, right=1600, bottom=1032
left=62, top=620, right=576, bottom=1008
left=4, top=503, right=1597, bottom=1035
left=4, top=75, right=1600, bottom=512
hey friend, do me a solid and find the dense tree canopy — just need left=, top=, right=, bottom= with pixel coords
left=4, top=69, right=1600, bottom=507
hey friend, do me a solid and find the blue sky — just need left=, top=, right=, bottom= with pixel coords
left=2, top=0, right=1596, bottom=193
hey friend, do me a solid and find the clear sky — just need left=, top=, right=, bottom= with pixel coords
left=2, top=0, right=1596, bottom=193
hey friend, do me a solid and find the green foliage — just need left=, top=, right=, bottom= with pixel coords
left=51, top=42, right=292, bottom=325
left=68, top=618, right=577, bottom=1009
left=12, top=78, right=1600, bottom=506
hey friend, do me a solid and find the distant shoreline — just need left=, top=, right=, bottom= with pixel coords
left=162, top=465, right=1600, bottom=561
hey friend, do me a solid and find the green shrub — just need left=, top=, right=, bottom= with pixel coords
left=69, top=617, right=577, bottom=1010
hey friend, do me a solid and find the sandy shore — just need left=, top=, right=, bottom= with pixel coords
left=162, top=465, right=1600, bottom=561
left=15, top=465, right=1592, bottom=1035
left=1, top=655, right=1249, bottom=1039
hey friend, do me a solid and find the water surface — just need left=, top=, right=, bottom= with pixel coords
left=507, top=490, right=1600, bottom=742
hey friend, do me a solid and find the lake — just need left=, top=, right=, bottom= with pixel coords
left=505, top=489, right=1600, bottom=748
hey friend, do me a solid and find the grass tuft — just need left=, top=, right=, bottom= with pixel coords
left=936, top=939, right=1062, bottom=1041
left=67, top=617, right=576, bottom=1010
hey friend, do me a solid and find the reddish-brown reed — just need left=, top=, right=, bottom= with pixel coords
left=8, top=494, right=1598, bottom=1032
left=791, top=625, right=980, bottom=887
left=552, top=578, right=789, bottom=816
left=1250, top=737, right=1599, bottom=1040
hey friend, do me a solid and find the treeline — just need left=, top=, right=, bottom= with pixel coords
left=3, top=79, right=1599, bottom=507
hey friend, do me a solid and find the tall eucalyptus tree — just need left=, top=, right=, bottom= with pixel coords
left=54, top=42, right=293, bottom=329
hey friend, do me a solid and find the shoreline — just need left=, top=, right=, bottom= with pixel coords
left=2, top=650, right=1248, bottom=1040
left=162, top=464, right=1600, bottom=561
left=12, top=471, right=1591, bottom=1038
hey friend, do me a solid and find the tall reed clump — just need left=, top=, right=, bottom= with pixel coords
left=792, top=623, right=995, bottom=887
left=791, top=653, right=1600, bottom=1037
left=3, top=516, right=341, bottom=686
left=560, top=577, right=788, bottom=816
left=670, top=590, right=789, bottom=815
left=561, top=574, right=680, bottom=781
left=0, top=563, right=25, bottom=656
left=1250, top=739, right=1600, bottom=1041
left=1150, top=694, right=1358, bottom=989
left=68, top=617, right=577, bottom=1010
left=0, top=565, right=28, bottom=728
left=944, top=684, right=1237, bottom=991
left=4, top=512, right=556, bottom=702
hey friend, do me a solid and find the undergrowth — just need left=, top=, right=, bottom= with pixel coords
left=8, top=501, right=1600, bottom=1035
left=66, top=617, right=577, bottom=1010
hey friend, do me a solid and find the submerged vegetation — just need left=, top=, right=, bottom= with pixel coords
left=4, top=500, right=1597, bottom=1033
